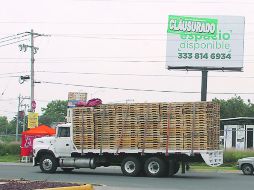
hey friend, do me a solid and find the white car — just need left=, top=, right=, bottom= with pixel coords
left=237, top=157, right=254, bottom=175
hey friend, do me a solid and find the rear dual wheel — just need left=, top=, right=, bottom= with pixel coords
left=121, top=157, right=142, bottom=176
left=121, top=156, right=180, bottom=177
left=144, top=157, right=168, bottom=177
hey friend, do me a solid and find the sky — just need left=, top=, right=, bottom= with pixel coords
left=0, top=0, right=254, bottom=120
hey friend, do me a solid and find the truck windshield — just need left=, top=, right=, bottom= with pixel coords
left=58, top=127, right=70, bottom=137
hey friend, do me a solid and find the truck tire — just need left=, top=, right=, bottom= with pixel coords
left=144, top=157, right=168, bottom=177
left=61, top=168, right=74, bottom=173
left=168, top=161, right=180, bottom=176
left=39, top=154, right=58, bottom=173
left=174, top=162, right=180, bottom=174
left=121, top=157, right=142, bottom=177
left=242, top=164, right=254, bottom=175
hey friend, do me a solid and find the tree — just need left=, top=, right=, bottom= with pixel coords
left=7, top=117, right=17, bottom=134
left=0, top=116, right=9, bottom=135
left=39, top=100, right=68, bottom=126
left=213, top=96, right=254, bottom=119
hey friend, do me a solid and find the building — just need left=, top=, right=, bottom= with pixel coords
left=220, top=117, right=254, bottom=150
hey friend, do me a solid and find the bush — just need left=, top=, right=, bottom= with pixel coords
left=223, top=149, right=254, bottom=166
left=0, top=142, right=20, bottom=156
left=0, top=136, right=17, bottom=143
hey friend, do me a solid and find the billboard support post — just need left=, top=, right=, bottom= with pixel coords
left=201, top=70, right=208, bottom=101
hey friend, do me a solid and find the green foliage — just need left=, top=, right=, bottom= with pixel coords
left=213, top=96, right=254, bottom=119
left=39, top=100, right=68, bottom=126
left=0, top=116, right=17, bottom=135
left=223, top=149, right=254, bottom=166
left=0, top=116, right=9, bottom=135
left=0, top=154, right=20, bottom=162
left=0, top=142, right=20, bottom=156
left=0, top=135, right=16, bottom=143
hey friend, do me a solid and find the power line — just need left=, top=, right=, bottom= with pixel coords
left=0, top=71, right=28, bottom=76
left=0, top=34, right=41, bottom=48
left=51, top=35, right=248, bottom=41
left=2, top=54, right=254, bottom=59
left=0, top=33, right=30, bottom=45
left=0, top=21, right=251, bottom=24
left=72, top=0, right=254, bottom=4
left=0, top=75, right=20, bottom=79
left=0, top=59, right=253, bottom=64
left=0, top=38, right=30, bottom=48
left=2, top=70, right=254, bottom=79
left=0, top=32, right=26, bottom=41
left=41, top=80, right=254, bottom=95
left=34, top=70, right=254, bottom=79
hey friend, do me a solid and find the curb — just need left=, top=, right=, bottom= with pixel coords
left=190, top=169, right=241, bottom=174
left=0, top=162, right=32, bottom=166
left=36, top=184, right=93, bottom=190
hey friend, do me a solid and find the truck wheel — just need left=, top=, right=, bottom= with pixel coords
left=39, top=154, right=58, bottom=173
left=144, top=157, right=168, bottom=177
left=61, top=168, right=74, bottom=173
left=121, top=157, right=142, bottom=176
left=174, top=162, right=180, bottom=174
left=242, top=164, right=254, bottom=175
left=168, top=160, right=180, bottom=177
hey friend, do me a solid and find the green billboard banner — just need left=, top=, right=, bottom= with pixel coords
left=167, top=15, right=218, bottom=37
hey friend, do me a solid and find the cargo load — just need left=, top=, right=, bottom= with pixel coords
left=72, top=101, right=220, bottom=151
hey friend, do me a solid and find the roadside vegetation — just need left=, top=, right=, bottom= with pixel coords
left=0, top=142, right=20, bottom=162
left=190, top=149, right=254, bottom=170
left=223, top=149, right=254, bottom=166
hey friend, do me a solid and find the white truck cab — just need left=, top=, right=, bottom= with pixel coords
left=33, top=123, right=74, bottom=158
left=33, top=123, right=82, bottom=173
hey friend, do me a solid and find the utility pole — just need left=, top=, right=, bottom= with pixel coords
left=21, top=104, right=29, bottom=132
left=30, top=29, right=35, bottom=112
left=19, top=29, right=49, bottom=112
left=16, top=95, right=30, bottom=141
left=16, top=95, right=21, bottom=141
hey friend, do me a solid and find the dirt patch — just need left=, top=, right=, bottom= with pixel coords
left=0, top=179, right=82, bottom=190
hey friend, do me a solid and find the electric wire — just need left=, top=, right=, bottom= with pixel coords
left=0, top=38, right=30, bottom=48
left=0, top=32, right=26, bottom=41
left=41, top=81, right=254, bottom=95
left=0, top=34, right=30, bottom=44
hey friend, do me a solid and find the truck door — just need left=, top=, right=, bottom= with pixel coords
left=54, top=127, right=73, bottom=156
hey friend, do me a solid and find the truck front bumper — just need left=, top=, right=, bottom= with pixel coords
left=32, top=157, right=37, bottom=166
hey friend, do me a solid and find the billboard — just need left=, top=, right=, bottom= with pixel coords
left=28, top=112, right=38, bottom=128
left=166, top=15, right=245, bottom=71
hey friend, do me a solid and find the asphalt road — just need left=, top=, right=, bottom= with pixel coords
left=0, top=163, right=252, bottom=190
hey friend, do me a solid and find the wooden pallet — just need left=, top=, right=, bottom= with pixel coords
left=71, top=102, right=220, bottom=150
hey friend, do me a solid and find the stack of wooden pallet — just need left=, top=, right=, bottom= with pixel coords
left=72, top=107, right=94, bottom=149
left=72, top=102, right=220, bottom=151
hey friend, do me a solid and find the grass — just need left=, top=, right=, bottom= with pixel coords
left=0, top=142, right=20, bottom=156
left=190, top=164, right=237, bottom=171
left=0, top=154, right=20, bottom=162
left=223, top=149, right=254, bottom=166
